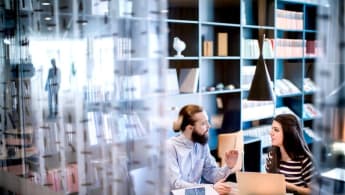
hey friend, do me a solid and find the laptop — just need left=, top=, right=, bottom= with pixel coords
left=184, top=187, right=205, bottom=195
left=171, top=185, right=217, bottom=195
left=236, top=171, right=286, bottom=195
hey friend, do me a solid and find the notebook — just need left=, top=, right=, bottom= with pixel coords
left=236, top=171, right=286, bottom=195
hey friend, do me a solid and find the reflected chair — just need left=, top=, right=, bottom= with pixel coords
left=217, top=130, right=244, bottom=172
left=130, top=167, right=157, bottom=195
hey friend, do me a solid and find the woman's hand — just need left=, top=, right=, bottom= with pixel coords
left=285, top=181, right=295, bottom=191
left=285, top=181, right=311, bottom=195
left=213, top=178, right=231, bottom=195
left=224, top=150, right=239, bottom=169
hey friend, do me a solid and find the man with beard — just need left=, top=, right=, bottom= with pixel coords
left=166, top=104, right=239, bottom=195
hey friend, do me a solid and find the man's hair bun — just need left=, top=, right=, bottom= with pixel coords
left=172, top=115, right=183, bottom=132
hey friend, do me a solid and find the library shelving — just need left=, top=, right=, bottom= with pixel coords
left=166, top=0, right=320, bottom=170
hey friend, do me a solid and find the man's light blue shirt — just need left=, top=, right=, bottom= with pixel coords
left=166, top=134, right=232, bottom=190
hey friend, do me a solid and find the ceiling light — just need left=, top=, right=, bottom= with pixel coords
left=44, top=16, right=52, bottom=21
left=248, top=0, right=274, bottom=101
left=161, top=9, right=168, bottom=14
left=247, top=34, right=274, bottom=101
left=41, top=2, right=51, bottom=6
left=3, top=38, right=10, bottom=45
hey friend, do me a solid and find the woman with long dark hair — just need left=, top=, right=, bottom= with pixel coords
left=266, top=113, right=315, bottom=195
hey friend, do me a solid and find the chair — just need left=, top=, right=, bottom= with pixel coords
left=217, top=130, right=244, bottom=172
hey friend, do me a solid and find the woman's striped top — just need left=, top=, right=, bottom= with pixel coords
left=276, top=156, right=314, bottom=187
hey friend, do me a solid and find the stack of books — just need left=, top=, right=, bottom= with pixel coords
left=275, top=79, right=301, bottom=96
left=303, top=103, right=321, bottom=119
left=276, top=9, right=303, bottom=30
left=242, top=100, right=275, bottom=121
left=243, top=125, right=272, bottom=148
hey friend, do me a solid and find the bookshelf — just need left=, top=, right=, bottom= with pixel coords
left=0, top=0, right=323, bottom=193
left=166, top=0, right=320, bottom=170
left=0, top=63, right=37, bottom=178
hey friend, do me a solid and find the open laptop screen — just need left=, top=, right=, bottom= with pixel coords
left=184, top=187, right=205, bottom=195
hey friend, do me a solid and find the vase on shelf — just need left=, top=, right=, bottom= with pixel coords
left=173, top=37, right=186, bottom=57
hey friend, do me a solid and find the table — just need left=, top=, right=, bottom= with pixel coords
left=171, top=183, right=238, bottom=195
left=320, top=168, right=345, bottom=194
left=171, top=182, right=293, bottom=195
left=321, top=168, right=345, bottom=182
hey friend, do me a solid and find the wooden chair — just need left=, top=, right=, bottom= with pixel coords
left=217, top=130, right=244, bottom=172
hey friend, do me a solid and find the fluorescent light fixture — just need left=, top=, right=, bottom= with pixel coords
left=44, top=16, right=52, bottom=21
left=161, top=9, right=168, bottom=14
left=41, top=2, right=51, bottom=6
left=3, top=38, right=10, bottom=45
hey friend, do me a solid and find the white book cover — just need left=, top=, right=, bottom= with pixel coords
left=166, top=69, right=179, bottom=94
left=242, top=66, right=256, bottom=89
left=179, top=68, right=199, bottom=93
left=263, top=39, right=274, bottom=58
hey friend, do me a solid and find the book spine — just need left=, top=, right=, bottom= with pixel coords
left=217, top=33, right=228, bottom=56
left=203, top=41, right=213, bottom=56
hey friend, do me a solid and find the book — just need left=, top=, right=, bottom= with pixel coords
left=263, top=39, right=274, bottom=58
left=217, top=33, right=228, bottom=56
left=66, top=164, right=79, bottom=193
left=303, top=78, right=318, bottom=92
left=242, top=66, right=256, bottom=89
left=203, top=41, right=213, bottom=56
left=178, top=68, right=199, bottom=93
left=242, top=39, right=259, bottom=58
left=303, top=103, right=321, bottom=119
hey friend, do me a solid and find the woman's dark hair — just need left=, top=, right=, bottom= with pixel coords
left=273, top=114, right=313, bottom=160
left=173, top=104, right=203, bottom=132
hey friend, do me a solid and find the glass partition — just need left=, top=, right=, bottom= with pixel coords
left=0, top=0, right=168, bottom=194
left=314, top=1, right=345, bottom=194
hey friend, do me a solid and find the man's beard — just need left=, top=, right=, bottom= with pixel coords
left=191, top=130, right=208, bottom=145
